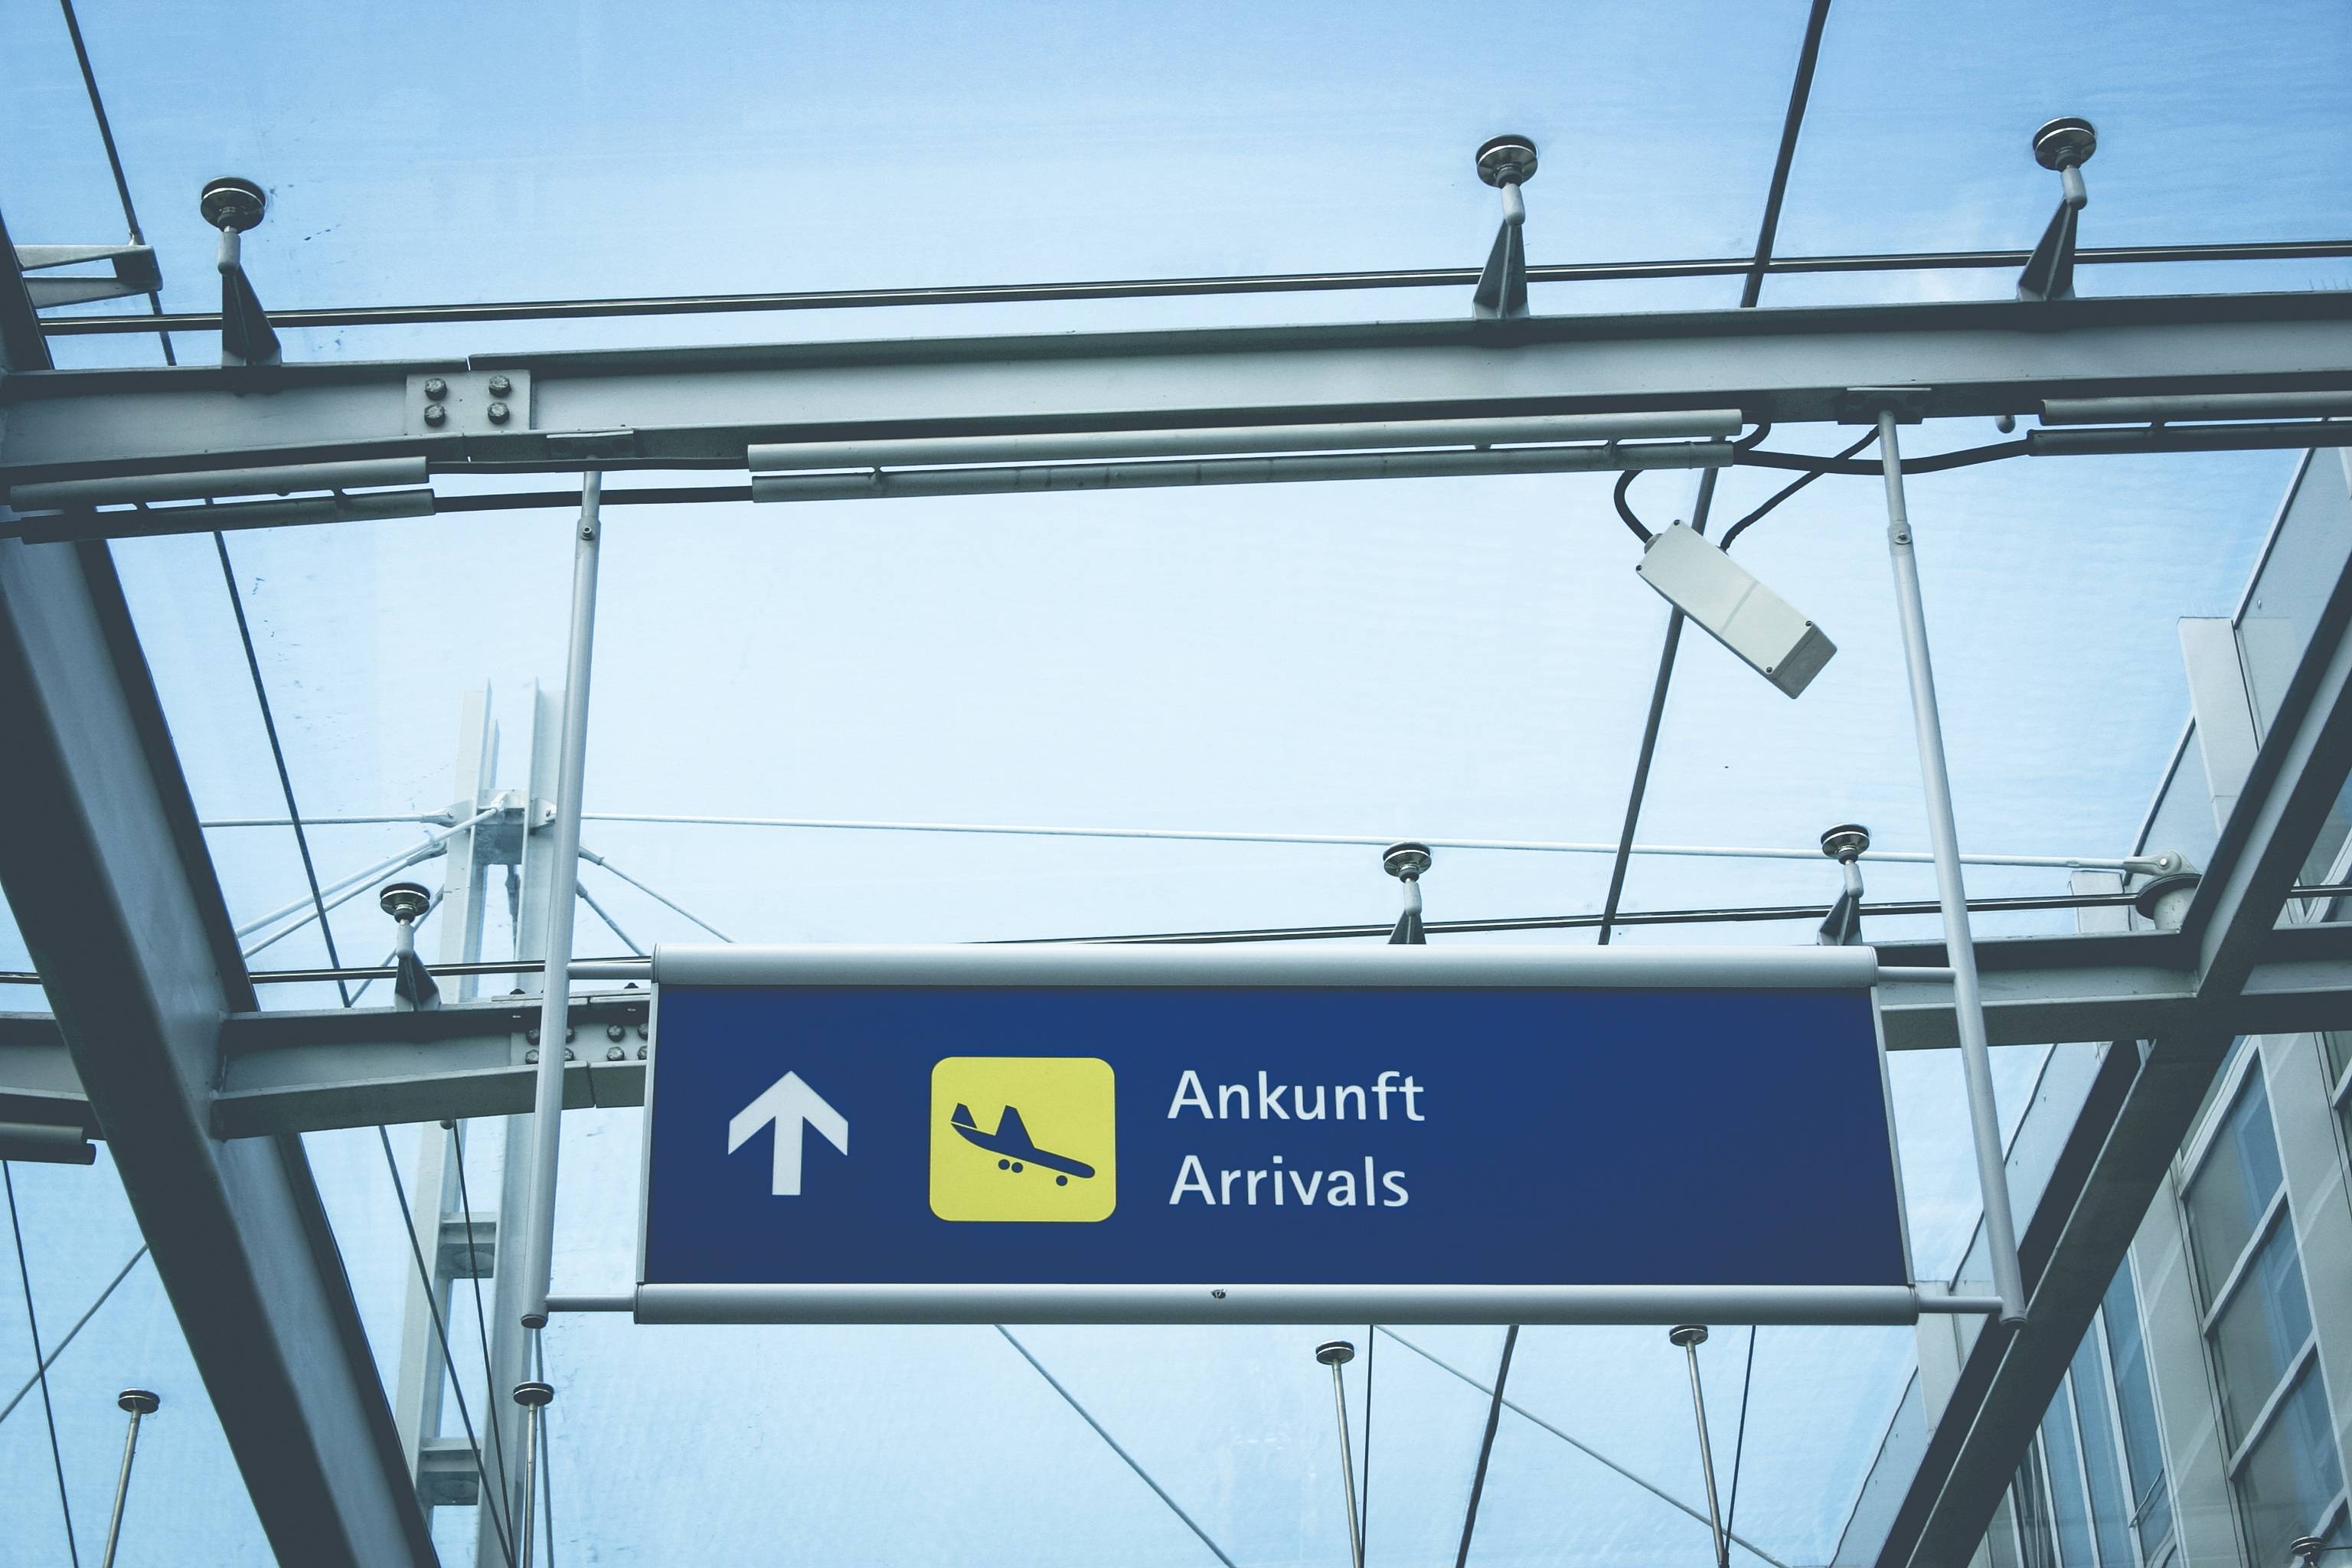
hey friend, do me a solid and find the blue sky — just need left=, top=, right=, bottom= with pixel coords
left=2, top=2, right=2348, bottom=1563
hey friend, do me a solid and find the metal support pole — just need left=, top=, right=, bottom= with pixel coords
left=511, top=1380, right=551, bottom=1567
left=1668, top=1327, right=1730, bottom=1568
left=1878, top=410, right=2029, bottom=1325
left=1315, top=1341, right=1364, bottom=1568
left=518, top=475, right=602, bottom=1331
left=100, top=1388, right=158, bottom=1568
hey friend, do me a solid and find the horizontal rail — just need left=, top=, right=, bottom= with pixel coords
left=745, top=410, right=1743, bottom=469
left=749, top=438, right=1728, bottom=502
left=573, top=811, right=2164, bottom=871
left=621, top=1281, right=1952, bottom=1325
left=37, top=239, right=2352, bottom=337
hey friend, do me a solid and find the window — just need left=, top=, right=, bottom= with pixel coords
left=2100, top=1266, right=2174, bottom=1559
left=2180, top=1061, right=2347, bottom=1566
left=1988, top=1263, right=2174, bottom=1568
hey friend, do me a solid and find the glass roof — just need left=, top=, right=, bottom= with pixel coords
left=3, top=0, right=2346, bottom=1563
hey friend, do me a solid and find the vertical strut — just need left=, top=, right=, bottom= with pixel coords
left=1877, top=410, right=2028, bottom=1325
left=517, top=476, right=603, bottom=1332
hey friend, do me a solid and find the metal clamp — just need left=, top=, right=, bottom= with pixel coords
left=1471, top=135, right=1537, bottom=320
left=2017, top=117, right=2097, bottom=302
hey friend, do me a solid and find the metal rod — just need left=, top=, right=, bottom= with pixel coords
left=230, top=807, right=496, bottom=939
left=99, top=1390, right=158, bottom=1568
left=513, top=1379, right=552, bottom=1567
left=1317, top=1342, right=1364, bottom=1568
left=748, top=438, right=1728, bottom=504
left=746, top=411, right=1741, bottom=470
left=518, top=475, right=602, bottom=1331
left=1671, top=1327, right=1731, bottom=1568
left=573, top=810, right=2162, bottom=871
left=1878, top=410, right=2028, bottom=1326
left=0, top=878, right=2218, bottom=987
left=38, top=238, right=2352, bottom=337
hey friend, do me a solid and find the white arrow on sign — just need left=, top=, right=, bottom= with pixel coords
left=726, top=1072, right=850, bottom=1197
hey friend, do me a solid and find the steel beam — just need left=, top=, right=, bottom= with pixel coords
left=1876, top=465, right=2352, bottom=1566
left=12, top=926, right=2352, bottom=1138
left=5, top=292, right=2352, bottom=486
left=0, top=218, right=435, bottom=1566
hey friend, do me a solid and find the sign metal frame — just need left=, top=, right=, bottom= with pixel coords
left=628, top=943, right=1977, bottom=1325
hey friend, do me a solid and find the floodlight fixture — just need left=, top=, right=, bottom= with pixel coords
left=1633, top=523, right=1837, bottom=697
left=1472, top=134, right=1537, bottom=320
left=2018, top=117, right=2097, bottom=302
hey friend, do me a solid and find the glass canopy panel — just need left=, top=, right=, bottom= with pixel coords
left=1779, top=0, right=2352, bottom=256
left=111, top=514, right=579, bottom=1001
left=3, top=0, right=1807, bottom=328
left=0, top=1150, right=270, bottom=1563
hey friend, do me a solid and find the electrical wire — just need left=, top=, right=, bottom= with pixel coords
left=1613, top=468, right=1655, bottom=543
left=377, top=1127, right=518, bottom=1568
left=5, top=1164, right=81, bottom=1565
left=1736, top=437, right=2027, bottom=476
left=1718, top=429, right=1880, bottom=551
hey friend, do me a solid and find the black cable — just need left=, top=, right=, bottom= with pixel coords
left=1719, top=430, right=1879, bottom=551
left=451, top=1126, right=514, bottom=1543
left=55, top=0, right=175, bottom=368
left=1617, top=422, right=1774, bottom=546
left=1613, top=468, right=1655, bottom=543
left=1725, top=1327, right=1756, bottom=1547
left=1736, top=437, right=2027, bottom=476
left=215, top=533, right=348, bottom=1005
left=5, top=1163, right=80, bottom=1566
left=377, top=1127, right=518, bottom=1567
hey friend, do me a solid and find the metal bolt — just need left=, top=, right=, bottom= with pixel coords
left=486, top=374, right=512, bottom=397
left=423, top=377, right=448, bottom=399
left=423, top=403, right=447, bottom=426
left=637, top=1044, right=647, bottom=1060
left=563, top=1047, right=575, bottom=1061
left=565, top=1027, right=575, bottom=1043
left=606, top=1045, right=625, bottom=1062
left=524, top=1048, right=539, bottom=1063
left=1210, top=1288, right=1226, bottom=1298
left=487, top=400, right=510, bottom=424
left=636, top=1024, right=648, bottom=1040
left=527, top=1027, right=540, bottom=1044
left=607, top=1023, right=625, bottom=1042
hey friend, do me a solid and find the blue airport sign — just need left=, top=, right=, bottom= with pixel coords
left=636, top=946, right=1913, bottom=1323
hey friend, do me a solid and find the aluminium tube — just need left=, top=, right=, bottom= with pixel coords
left=749, top=439, right=1730, bottom=503
left=746, top=410, right=1742, bottom=470
left=518, top=474, right=603, bottom=1329
left=1878, top=410, right=2028, bottom=1326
